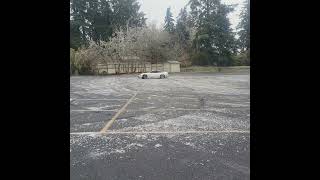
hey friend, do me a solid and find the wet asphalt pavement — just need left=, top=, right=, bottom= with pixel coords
left=70, top=72, right=250, bottom=180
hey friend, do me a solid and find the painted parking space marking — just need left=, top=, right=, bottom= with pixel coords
left=71, top=130, right=250, bottom=135
left=71, top=110, right=118, bottom=112
left=99, top=92, right=138, bottom=133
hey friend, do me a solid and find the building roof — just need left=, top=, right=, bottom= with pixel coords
left=167, top=61, right=180, bottom=64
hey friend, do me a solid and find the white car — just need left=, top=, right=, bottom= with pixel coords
left=138, top=70, right=169, bottom=79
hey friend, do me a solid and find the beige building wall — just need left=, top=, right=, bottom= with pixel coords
left=170, top=63, right=180, bottom=72
left=163, top=63, right=170, bottom=72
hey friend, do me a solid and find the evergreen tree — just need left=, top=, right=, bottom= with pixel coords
left=176, top=7, right=190, bottom=49
left=237, top=0, right=250, bottom=52
left=189, top=0, right=236, bottom=66
left=164, top=7, right=175, bottom=34
left=70, top=0, right=146, bottom=48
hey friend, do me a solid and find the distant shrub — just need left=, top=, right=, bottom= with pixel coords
left=232, top=50, right=250, bottom=66
left=191, top=52, right=210, bottom=66
left=191, top=51, right=233, bottom=66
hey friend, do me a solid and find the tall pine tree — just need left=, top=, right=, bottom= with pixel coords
left=70, top=0, right=146, bottom=49
left=164, top=7, right=175, bottom=34
left=189, top=0, right=236, bottom=66
left=237, top=0, right=250, bottom=52
left=70, top=0, right=90, bottom=49
left=176, top=7, right=190, bottom=49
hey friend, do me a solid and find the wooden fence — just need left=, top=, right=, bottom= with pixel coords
left=95, top=62, right=167, bottom=75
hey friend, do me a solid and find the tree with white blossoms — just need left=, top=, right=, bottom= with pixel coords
left=73, top=25, right=176, bottom=74
left=74, top=41, right=106, bottom=74
left=101, top=25, right=171, bottom=64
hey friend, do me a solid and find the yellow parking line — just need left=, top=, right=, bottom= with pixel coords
left=104, top=130, right=250, bottom=134
left=99, top=92, right=138, bottom=133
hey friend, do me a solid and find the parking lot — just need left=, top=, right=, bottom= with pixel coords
left=70, top=72, right=250, bottom=180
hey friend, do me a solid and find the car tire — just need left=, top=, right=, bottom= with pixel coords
left=142, top=74, right=147, bottom=79
left=160, top=74, right=165, bottom=79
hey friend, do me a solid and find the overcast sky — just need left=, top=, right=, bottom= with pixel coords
left=137, top=0, right=245, bottom=31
